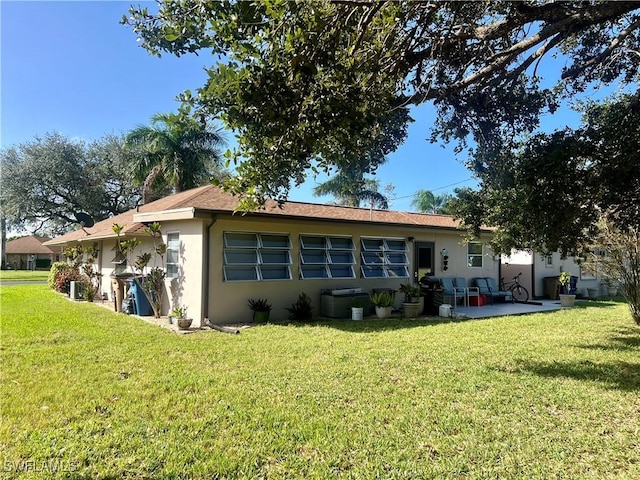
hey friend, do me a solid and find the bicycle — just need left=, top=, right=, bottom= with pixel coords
left=500, top=272, right=530, bottom=303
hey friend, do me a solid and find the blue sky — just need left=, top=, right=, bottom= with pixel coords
left=1, top=1, right=584, bottom=212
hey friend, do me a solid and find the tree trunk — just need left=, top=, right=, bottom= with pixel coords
left=142, top=164, right=164, bottom=204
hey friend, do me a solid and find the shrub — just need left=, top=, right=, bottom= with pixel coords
left=286, top=292, right=313, bottom=320
left=54, top=268, right=82, bottom=294
left=48, top=262, right=73, bottom=290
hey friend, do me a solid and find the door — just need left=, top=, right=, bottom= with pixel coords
left=414, top=242, right=435, bottom=282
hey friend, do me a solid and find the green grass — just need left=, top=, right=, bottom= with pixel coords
left=1, top=284, right=639, bottom=479
left=0, top=270, right=49, bottom=281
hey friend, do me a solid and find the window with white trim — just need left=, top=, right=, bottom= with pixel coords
left=166, top=233, right=179, bottom=278
left=223, top=232, right=292, bottom=281
left=360, top=237, right=409, bottom=278
left=467, top=242, right=483, bottom=268
left=299, top=235, right=355, bottom=279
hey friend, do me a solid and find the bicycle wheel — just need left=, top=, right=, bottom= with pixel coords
left=511, top=285, right=529, bottom=303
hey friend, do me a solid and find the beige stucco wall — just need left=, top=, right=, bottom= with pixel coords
left=533, top=252, right=604, bottom=298
left=203, top=215, right=497, bottom=324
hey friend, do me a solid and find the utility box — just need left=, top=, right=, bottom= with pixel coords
left=69, top=281, right=83, bottom=300
left=320, top=289, right=370, bottom=319
left=439, top=304, right=452, bottom=317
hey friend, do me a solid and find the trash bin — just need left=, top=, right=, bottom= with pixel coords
left=127, top=278, right=153, bottom=316
left=111, top=278, right=125, bottom=313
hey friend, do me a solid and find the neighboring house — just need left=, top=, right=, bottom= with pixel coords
left=5, top=235, right=61, bottom=270
left=45, top=185, right=498, bottom=325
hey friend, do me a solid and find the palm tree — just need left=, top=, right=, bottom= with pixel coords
left=126, top=113, right=226, bottom=203
left=411, top=189, right=455, bottom=214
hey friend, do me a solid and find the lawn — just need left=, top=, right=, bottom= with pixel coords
left=1, top=284, right=639, bottom=479
left=0, top=270, right=49, bottom=281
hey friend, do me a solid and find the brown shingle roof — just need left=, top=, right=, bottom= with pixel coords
left=6, top=235, right=58, bottom=254
left=45, top=185, right=476, bottom=246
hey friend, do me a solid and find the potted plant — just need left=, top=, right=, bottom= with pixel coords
left=399, top=283, right=421, bottom=318
left=603, top=277, right=618, bottom=296
left=370, top=291, right=394, bottom=319
left=558, top=271, right=576, bottom=307
left=351, top=299, right=364, bottom=320
left=170, top=305, right=192, bottom=330
left=248, top=298, right=272, bottom=322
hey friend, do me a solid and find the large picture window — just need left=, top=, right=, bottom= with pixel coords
left=360, top=237, right=409, bottom=278
left=299, top=235, right=355, bottom=279
left=223, top=232, right=292, bottom=281
left=467, top=242, right=483, bottom=268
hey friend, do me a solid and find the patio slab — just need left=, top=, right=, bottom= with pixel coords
left=451, top=299, right=563, bottom=319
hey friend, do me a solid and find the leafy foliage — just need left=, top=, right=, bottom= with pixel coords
left=125, top=112, right=227, bottom=203
left=411, top=190, right=456, bottom=214
left=248, top=298, right=272, bottom=312
left=0, top=133, right=141, bottom=236
left=455, top=92, right=640, bottom=256
left=48, top=262, right=74, bottom=290
left=286, top=292, right=313, bottom=321
left=124, top=1, right=640, bottom=208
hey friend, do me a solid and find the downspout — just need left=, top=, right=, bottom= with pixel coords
left=202, top=215, right=217, bottom=324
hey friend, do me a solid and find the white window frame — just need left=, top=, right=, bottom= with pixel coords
left=223, top=232, right=292, bottom=282
left=360, top=237, right=409, bottom=278
left=299, top=235, right=355, bottom=280
left=467, top=242, right=483, bottom=268
left=166, top=232, right=180, bottom=278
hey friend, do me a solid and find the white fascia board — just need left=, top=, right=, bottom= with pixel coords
left=133, top=207, right=197, bottom=223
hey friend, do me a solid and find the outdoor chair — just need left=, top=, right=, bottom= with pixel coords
left=440, top=277, right=466, bottom=307
left=453, top=277, right=480, bottom=306
left=473, top=278, right=511, bottom=304
left=484, top=277, right=513, bottom=303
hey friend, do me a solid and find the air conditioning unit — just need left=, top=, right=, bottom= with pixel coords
left=69, top=281, right=83, bottom=300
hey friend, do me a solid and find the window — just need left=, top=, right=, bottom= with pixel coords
left=360, top=237, right=409, bottom=278
left=544, top=254, right=554, bottom=268
left=467, top=242, right=483, bottom=268
left=300, top=235, right=355, bottom=279
left=166, top=233, right=180, bottom=278
left=223, top=232, right=291, bottom=281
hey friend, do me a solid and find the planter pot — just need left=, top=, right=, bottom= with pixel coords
left=402, top=302, right=421, bottom=319
left=559, top=294, right=576, bottom=308
left=177, top=317, right=193, bottom=330
left=375, top=306, right=392, bottom=319
left=351, top=307, right=364, bottom=320
left=253, top=310, right=270, bottom=323
left=587, top=288, right=599, bottom=300
left=607, top=287, right=618, bottom=296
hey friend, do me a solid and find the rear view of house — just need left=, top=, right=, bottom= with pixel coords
left=45, top=185, right=497, bottom=325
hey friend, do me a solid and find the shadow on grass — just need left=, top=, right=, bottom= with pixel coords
left=270, top=314, right=464, bottom=333
left=506, top=359, right=640, bottom=391
left=577, top=326, right=640, bottom=353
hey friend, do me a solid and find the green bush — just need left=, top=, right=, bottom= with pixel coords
left=286, top=292, right=313, bottom=320
left=48, top=262, right=73, bottom=290
left=35, top=258, right=51, bottom=269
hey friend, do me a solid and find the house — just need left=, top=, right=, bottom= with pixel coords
left=44, top=185, right=498, bottom=325
left=5, top=235, right=61, bottom=270
left=501, top=250, right=605, bottom=299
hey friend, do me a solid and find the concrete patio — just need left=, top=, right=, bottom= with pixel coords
left=451, top=299, right=564, bottom=319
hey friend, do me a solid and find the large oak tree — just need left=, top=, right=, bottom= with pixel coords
left=125, top=1, right=640, bottom=230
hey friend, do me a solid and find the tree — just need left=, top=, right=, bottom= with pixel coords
left=124, top=1, right=640, bottom=209
left=0, top=133, right=141, bottom=237
left=125, top=112, right=227, bottom=203
left=453, top=92, right=640, bottom=256
left=582, top=216, right=640, bottom=325
left=411, top=190, right=455, bottom=214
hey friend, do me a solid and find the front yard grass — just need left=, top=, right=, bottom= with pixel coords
left=0, top=270, right=49, bottom=281
left=1, top=284, right=639, bottom=479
